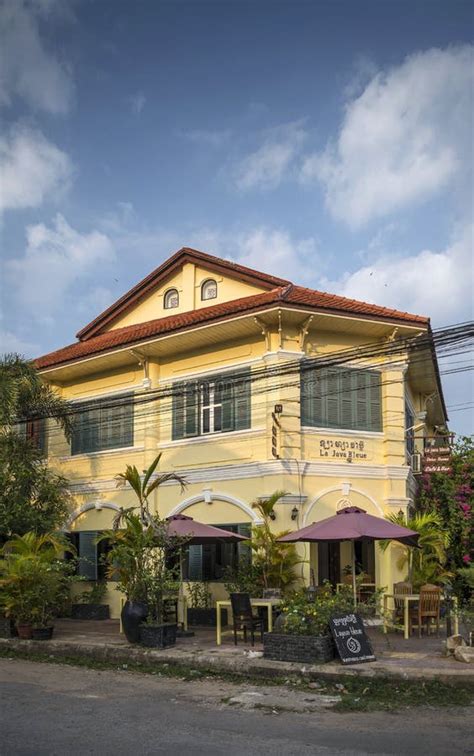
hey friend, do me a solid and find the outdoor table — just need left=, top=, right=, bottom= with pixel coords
left=215, top=598, right=281, bottom=645
left=336, top=582, right=376, bottom=593
left=383, top=593, right=458, bottom=640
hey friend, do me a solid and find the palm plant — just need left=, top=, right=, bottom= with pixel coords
left=250, top=491, right=304, bottom=591
left=114, top=452, right=186, bottom=527
left=0, top=353, right=73, bottom=438
left=380, top=511, right=450, bottom=587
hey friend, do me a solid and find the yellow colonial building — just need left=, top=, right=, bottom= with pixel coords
left=36, top=248, right=447, bottom=617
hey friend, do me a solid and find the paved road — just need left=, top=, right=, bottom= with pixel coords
left=0, top=659, right=472, bottom=755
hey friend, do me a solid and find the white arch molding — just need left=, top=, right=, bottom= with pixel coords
left=168, top=492, right=263, bottom=524
left=65, top=500, right=121, bottom=528
left=303, top=485, right=383, bottom=525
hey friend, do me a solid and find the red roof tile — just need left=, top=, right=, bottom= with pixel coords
left=36, top=284, right=428, bottom=371
left=77, top=247, right=290, bottom=340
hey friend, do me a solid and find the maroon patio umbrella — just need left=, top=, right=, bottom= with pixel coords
left=166, top=514, right=247, bottom=544
left=278, top=506, right=419, bottom=606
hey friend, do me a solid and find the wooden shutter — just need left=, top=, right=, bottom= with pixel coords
left=341, top=370, right=354, bottom=429
left=301, top=364, right=323, bottom=427
left=71, top=403, right=100, bottom=454
left=237, top=523, right=252, bottom=567
left=326, top=370, right=340, bottom=428
left=187, top=545, right=203, bottom=580
left=172, top=382, right=185, bottom=440
left=101, top=395, right=133, bottom=450
left=233, top=371, right=251, bottom=431
left=355, top=371, right=368, bottom=430
left=184, top=382, right=199, bottom=437
left=300, top=364, right=313, bottom=426
left=220, top=376, right=234, bottom=432
left=368, top=372, right=382, bottom=431
left=78, top=532, right=98, bottom=580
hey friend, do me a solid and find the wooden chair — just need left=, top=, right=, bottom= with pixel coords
left=410, top=584, right=441, bottom=637
left=393, top=582, right=413, bottom=629
left=230, top=593, right=264, bottom=646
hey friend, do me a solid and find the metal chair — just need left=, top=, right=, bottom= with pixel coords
left=230, top=593, right=264, bottom=646
left=410, top=584, right=441, bottom=637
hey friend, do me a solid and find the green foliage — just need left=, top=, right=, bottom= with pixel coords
left=186, top=581, right=212, bottom=609
left=0, top=531, right=76, bottom=627
left=279, top=585, right=354, bottom=636
left=249, top=491, right=304, bottom=592
left=223, top=563, right=264, bottom=597
left=380, top=510, right=450, bottom=589
left=0, top=353, right=73, bottom=438
left=102, top=510, right=185, bottom=623
left=76, top=581, right=108, bottom=605
left=115, top=453, right=187, bottom=526
left=416, top=435, right=473, bottom=598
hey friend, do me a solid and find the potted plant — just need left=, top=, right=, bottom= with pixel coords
left=0, top=532, right=74, bottom=640
left=186, top=581, right=226, bottom=627
left=138, top=551, right=181, bottom=649
left=263, top=585, right=354, bottom=664
left=71, top=581, right=110, bottom=620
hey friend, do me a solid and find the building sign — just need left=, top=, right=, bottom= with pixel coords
left=329, top=612, right=376, bottom=664
left=319, top=438, right=368, bottom=461
left=422, top=445, right=452, bottom=474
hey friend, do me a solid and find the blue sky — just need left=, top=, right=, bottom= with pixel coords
left=0, top=0, right=472, bottom=433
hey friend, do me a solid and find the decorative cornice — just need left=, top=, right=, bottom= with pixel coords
left=69, top=458, right=410, bottom=494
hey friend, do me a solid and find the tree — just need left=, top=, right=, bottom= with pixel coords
left=416, top=436, right=474, bottom=597
left=114, top=453, right=187, bottom=528
left=249, top=491, right=304, bottom=591
left=380, top=511, right=450, bottom=587
left=0, top=354, right=74, bottom=538
left=0, top=353, right=73, bottom=437
left=0, top=432, right=71, bottom=539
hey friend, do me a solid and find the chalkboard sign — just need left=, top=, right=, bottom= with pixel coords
left=329, top=612, right=376, bottom=664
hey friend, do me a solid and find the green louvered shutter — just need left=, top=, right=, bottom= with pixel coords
left=368, top=371, right=382, bottom=431
left=341, top=370, right=354, bottom=429
left=326, top=370, right=340, bottom=428
left=300, top=364, right=313, bottom=426
left=187, top=545, right=203, bottom=580
left=233, top=371, right=251, bottom=431
left=355, top=371, right=369, bottom=430
left=78, top=532, right=98, bottom=580
left=172, top=382, right=186, bottom=440
left=184, top=381, right=199, bottom=437
left=220, top=376, right=234, bottom=432
left=237, top=523, right=252, bottom=566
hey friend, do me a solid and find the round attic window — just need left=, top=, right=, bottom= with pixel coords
left=201, top=279, right=217, bottom=301
left=164, top=288, right=179, bottom=309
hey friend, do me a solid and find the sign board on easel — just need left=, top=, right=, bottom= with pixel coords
left=329, top=612, right=376, bottom=664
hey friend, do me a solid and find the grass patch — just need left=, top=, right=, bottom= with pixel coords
left=0, top=645, right=472, bottom=713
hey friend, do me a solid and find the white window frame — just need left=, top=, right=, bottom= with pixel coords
left=201, top=279, right=217, bottom=301
left=164, top=288, right=179, bottom=309
left=200, top=381, right=222, bottom=434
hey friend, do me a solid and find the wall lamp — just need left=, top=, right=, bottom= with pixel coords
left=269, top=510, right=276, bottom=521
left=291, top=506, right=299, bottom=521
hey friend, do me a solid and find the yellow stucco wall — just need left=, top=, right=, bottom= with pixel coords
left=40, top=264, right=433, bottom=619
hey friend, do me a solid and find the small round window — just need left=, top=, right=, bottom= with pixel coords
left=201, top=279, right=217, bottom=301
left=164, top=288, right=179, bottom=309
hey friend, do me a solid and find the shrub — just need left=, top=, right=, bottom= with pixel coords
left=278, top=586, right=354, bottom=636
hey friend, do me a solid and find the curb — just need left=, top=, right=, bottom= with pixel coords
left=1, top=638, right=473, bottom=685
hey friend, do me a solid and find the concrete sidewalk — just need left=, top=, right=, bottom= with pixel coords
left=1, top=618, right=473, bottom=684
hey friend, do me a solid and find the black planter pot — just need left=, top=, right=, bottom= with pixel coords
left=32, top=626, right=54, bottom=641
left=187, top=608, right=227, bottom=627
left=263, top=632, right=335, bottom=664
left=71, top=604, right=110, bottom=621
left=139, top=623, right=177, bottom=648
left=121, top=600, right=148, bottom=643
left=0, top=614, right=17, bottom=638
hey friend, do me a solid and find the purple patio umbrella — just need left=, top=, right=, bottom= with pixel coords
left=166, top=514, right=247, bottom=544
left=278, top=506, right=419, bottom=606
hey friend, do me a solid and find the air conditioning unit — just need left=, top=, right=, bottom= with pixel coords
left=411, top=453, right=422, bottom=474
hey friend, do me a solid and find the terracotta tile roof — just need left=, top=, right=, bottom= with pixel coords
left=36, top=284, right=428, bottom=371
left=77, top=247, right=290, bottom=340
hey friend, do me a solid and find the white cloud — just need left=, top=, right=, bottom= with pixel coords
left=128, top=91, right=146, bottom=115
left=302, top=46, right=473, bottom=228
left=7, top=214, right=116, bottom=316
left=0, top=124, right=73, bottom=213
left=182, top=128, right=232, bottom=148
left=0, top=329, right=38, bottom=357
left=234, top=120, right=307, bottom=191
left=323, top=222, right=473, bottom=325
left=0, top=0, right=74, bottom=114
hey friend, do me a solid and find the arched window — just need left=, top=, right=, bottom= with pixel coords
left=164, top=288, right=179, bottom=309
left=201, top=279, right=217, bottom=301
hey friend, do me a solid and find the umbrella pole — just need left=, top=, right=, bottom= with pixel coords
left=351, top=541, right=357, bottom=609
